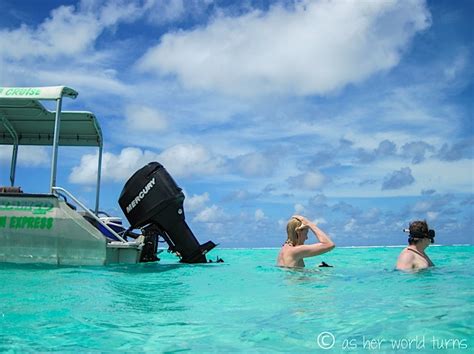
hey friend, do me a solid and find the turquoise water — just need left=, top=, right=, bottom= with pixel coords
left=1, top=246, right=473, bottom=352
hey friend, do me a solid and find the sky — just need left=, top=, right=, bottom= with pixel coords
left=0, top=0, right=472, bottom=247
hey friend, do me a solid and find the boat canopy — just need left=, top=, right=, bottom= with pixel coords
left=0, top=86, right=103, bottom=213
left=0, top=100, right=102, bottom=147
left=0, top=87, right=101, bottom=147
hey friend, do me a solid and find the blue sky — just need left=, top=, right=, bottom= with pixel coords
left=0, top=0, right=472, bottom=247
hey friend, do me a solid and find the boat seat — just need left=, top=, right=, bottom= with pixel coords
left=0, top=186, right=23, bottom=193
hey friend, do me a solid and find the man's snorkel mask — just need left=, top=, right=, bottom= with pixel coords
left=403, top=228, right=435, bottom=244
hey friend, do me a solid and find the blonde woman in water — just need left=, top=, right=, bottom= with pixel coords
left=277, top=215, right=335, bottom=268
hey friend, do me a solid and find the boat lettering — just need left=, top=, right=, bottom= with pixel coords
left=0, top=200, right=55, bottom=215
left=2, top=216, right=54, bottom=229
left=0, top=87, right=41, bottom=97
left=126, top=177, right=156, bottom=213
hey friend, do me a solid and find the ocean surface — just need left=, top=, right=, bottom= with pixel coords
left=1, top=246, right=473, bottom=353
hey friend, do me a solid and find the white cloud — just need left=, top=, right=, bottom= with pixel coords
left=0, top=6, right=99, bottom=60
left=0, top=1, right=142, bottom=60
left=444, top=51, right=468, bottom=81
left=138, top=0, right=430, bottom=96
left=278, top=218, right=286, bottom=228
left=325, top=157, right=474, bottom=198
left=144, top=0, right=215, bottom=25
left=157, top=143, right=223, bottom=178
left=232, top=151, right=279, bottom=177
left=69, top=144, right=223, bottom=184
left=69, top=147, right=154, bottom=184
left=125, top=104, right=168, bottom=132
left=0, top=146, right=49, bottom=167
left=294, top=203, right=305, bottom=214
left=303, top=172, right=326, bottom=189
left=412, top=200, right=432, bottom=213
left=344, top=218, right=357, bottom=232
left=255, top=208, right=265, bottom=221
left=224, top=189, right=253, bottom=202
left=193, top=204, right=225, bottom=223
left=145, top=0, right=185, bottom=24
left=314, top=218, right=327, bottom=225
left=0, top=1, right=142, bottom=96
left=382, top=167, right=415, bottom=190
left=288, top=171, right=326, bottom=190
left=411, top=160, right=473, bottom=193
left=35, top=68, right=128, bottom=95
left=0, top=147, right=11, bottom=164
left=96, top=0, right=144, bottom=27
left=185, top=192, right=210, bottom=212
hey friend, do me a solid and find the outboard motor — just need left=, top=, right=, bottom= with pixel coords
left=118, top=162, right=216, bottom=263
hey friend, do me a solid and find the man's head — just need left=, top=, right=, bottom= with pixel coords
left=407, top=220, right=435, bottom=246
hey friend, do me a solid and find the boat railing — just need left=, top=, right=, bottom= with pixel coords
left=52, top=186, right=128, bottom=243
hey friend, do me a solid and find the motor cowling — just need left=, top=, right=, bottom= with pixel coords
left=118, top=162, right=216, bottom=263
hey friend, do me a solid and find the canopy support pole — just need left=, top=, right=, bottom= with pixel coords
left=10, top=144, right=18, bottom=187
left=1, top=115, right=19, bottom=186
left=49, top=98, right=62, bottom=193
left=95, top=144, right=103, bottom=215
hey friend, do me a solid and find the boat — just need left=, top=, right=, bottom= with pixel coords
left=0, top=86, right=216, bottom=265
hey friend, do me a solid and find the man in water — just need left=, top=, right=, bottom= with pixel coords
left=396, top=220, right=435, bottom=271
left=277, top=215, right=335, bottom=268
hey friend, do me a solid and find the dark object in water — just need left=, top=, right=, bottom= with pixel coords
left=119, top=162, right=216, bottom=263
left=318, top=261, right=333, bottom=268
left=140, top=226, right=160, bottom=262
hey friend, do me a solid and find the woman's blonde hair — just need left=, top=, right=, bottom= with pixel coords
left=286, top=217, right=302, bottom=246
